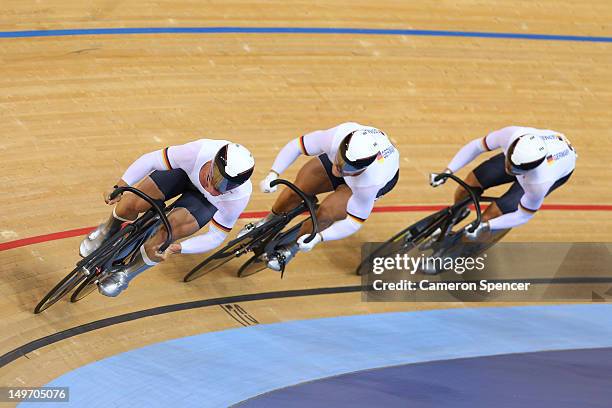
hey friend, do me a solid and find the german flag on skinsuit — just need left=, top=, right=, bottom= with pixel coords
left=211, top=218, right=232, bottom=233
left=546, top=154, right=554, bottom=165
left=376, top=151, right=385, bottom=163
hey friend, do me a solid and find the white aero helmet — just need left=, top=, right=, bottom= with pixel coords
left=336, top=130, right=380, bottom=175
left=210, top=143, right=255, bottom=193
left=506, top=134, right=548, bottom=175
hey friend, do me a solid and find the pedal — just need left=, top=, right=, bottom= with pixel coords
left=277, top=253, right=287, bottom=278
left=265, top=251, right=287, bottom=276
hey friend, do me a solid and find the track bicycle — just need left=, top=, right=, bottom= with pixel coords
left=183, top=179, right=318, bottom=281
left=34, top=186, right=173, bottom=313
left=355, top=173, right=500, bottom=275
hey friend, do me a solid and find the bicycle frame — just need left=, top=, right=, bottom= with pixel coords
left=184, top=178, right=319, bottom=281
left=77, top=199, right=175, bottom=284
left=35, top=186, right=175, bottom=313
left=78, top=200, right=174, bottom=274
left=246, top=179, right=318, bottom=257
left=355, top=175, right=498, bottom=276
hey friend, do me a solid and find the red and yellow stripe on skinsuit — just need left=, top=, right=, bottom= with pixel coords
left=481, top=135, right=491, bottom=151
left=211, top=218, right=232, bottom=233
left=162, top=147, right=173, bottom=170
left=519, top=202, right=538, bottom=214
left=347, top=212, right=367, bottom=224
left=298, top=135, right=309, bottom=155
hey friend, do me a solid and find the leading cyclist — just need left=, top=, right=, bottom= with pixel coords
left=80, top=139, right=255, bottom=297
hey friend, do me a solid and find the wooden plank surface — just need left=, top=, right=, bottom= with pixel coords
left=1, top=0, right=611, bottom=392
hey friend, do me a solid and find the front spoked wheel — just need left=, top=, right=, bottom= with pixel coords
left=34, top=267, right=89, bottom=313
left=237, top=254, right=268, bottom=278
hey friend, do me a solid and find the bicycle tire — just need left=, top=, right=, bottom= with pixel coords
left=355, top=238, right=418, bottom=277
left=70, top=227, right=140, bottom=302
left=183, top=235, right=258, bottom=282
left=183, top=251, right=238, bottom=282
left=70, top=271, right=100, bottom=303
left=237, top=254, right=268, bottom=278
left=184, top=217, right=286, bottom=282
left=354, top=210, right=446, bottom=275
left=34, top=267, right=88, bottom=313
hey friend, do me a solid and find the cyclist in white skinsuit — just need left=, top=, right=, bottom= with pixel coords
left=430, top=126, right=577, bottom=240
left=252, top=122, right=400, bottom=270
left=80, top=139, right=254, bottom=296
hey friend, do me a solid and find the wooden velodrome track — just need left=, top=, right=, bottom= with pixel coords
left=1, top=0, right=611, bottom=397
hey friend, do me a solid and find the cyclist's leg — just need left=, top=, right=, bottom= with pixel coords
left=81, top=169, right=188, bottom=257
left=469, top=155, right=521, bottom=241
left=454, top=153, right=514, bottom=204
left=80, top=177, right=161, bottom=257
left=481, top=170, right=573, bottom=237
left=142, top=208, right=201, bottom=260
left=268, top=170, right=399, bottom=271
left=295, top=169, right=398, bottom=237
left=480, top=181, right=524, bottom=237
left=436, top=154, right=516, bottom=262
left=98, top=189, right=215, bottom=296
left=265, top=156, right=346, bottom=270
left=97, top=208, right=201, bottom=297
left=453, top=152, right=517, bottom=227
left=114, top=177, right=165, bottom=220
left=271, top=155, right=336, bottom=214
left=299, top=184, right=353, bottom=235
left=243, top=155, right=337, bottom=237
left=142, top=188, right=218, bottom=262
left=476, top=171, right=573, bottom=246
left=267, top=184, right=352, bottom=271
left=429, top=181, right=522, bottom=272
left=265, top=155, right=347, bottom=270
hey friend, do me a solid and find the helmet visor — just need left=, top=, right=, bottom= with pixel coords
left=209, top=165, right=244, bottom=193
left=504, top=155, right=528, bottom=176
left=334, top=151, right=369, bottom=175
left=335, top=132, right=377, bottom=176
left=207, top=160, right=243, bottom=194
left=208, top=145, right=254, bottom=194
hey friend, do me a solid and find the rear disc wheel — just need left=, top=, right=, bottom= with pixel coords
left=237, top=254, right=269, bottom=278
left=184, top=237, right=255, bottom=282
